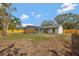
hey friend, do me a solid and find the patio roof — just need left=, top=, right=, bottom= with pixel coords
left=42, top=25, right=60, bottom=29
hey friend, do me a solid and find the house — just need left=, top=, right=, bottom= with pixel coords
left=24, top=25, right=41, bottom=33
left=42, top=24, right=63, bottom=34
left=23, top=24, right=63, bottom=34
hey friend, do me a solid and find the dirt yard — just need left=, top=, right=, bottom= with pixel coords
left=0, top=33, right=78, bottom=56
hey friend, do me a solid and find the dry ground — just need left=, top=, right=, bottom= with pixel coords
left=0, top=33, right=77, bottom=56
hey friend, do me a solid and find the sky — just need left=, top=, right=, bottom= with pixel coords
left=12, top=3, right=79, bottom=26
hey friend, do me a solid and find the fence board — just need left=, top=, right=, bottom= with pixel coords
left=64, top=29, right=79, bottom=34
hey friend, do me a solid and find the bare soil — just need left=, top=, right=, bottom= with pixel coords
left=0, top=38, right=72, bottom=56
left=0, top=33, right=78, bottom=56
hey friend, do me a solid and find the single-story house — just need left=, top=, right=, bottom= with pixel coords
left=24, top=24, right=63, bottom=34
left=24, top=25, right=41, bottom=33
left=41, top=24, right=63, bottom=34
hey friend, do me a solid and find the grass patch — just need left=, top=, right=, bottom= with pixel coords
left=0, top=33, right=53, bottom=42
left=55, top=34, right=72, bottom=43
left=0, top=33, right=71, bottom=42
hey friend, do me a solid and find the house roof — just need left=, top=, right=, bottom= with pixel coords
left=24, top=24, right=62, bottom=29
left=42, top=24, right=60, bottom=29
left=24, top=25, right=41, bottom=29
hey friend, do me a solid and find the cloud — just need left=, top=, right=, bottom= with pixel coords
left=57, top=3, right=78, bottom=14
left=31, top=12, right=35, bottom=16
left=35, top=14, right=42, bottom=18
left=22, top=24, right=33, bottom=27
left=20, top=14, right=29, bottom=20
left=61, top=3, right=72, bottom=8
left=31, top=11, right=42, bottom=18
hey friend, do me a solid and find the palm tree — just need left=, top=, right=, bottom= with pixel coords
left=11, top=16, right=21, bottom=30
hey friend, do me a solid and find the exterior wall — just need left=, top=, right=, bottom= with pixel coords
left=48, top=29, right=53, bottom=33
left=55, top=28, right=58, bottom=34
left=58, top=25, right=63, bottom=34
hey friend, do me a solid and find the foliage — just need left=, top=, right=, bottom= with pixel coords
left=0, top=3, right=16, bottom=36
left=54, top=13, right=79, bottom=29
left=9, top=16, right=21, bottom=30
left=41, top=20, right=53, bottom=26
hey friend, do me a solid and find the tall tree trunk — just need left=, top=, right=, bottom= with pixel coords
left=1, top=15, right=9, bottom=36
left=2, top=23, right=7, bottom=36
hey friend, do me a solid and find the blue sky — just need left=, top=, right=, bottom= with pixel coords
left=12, top=3, right=79, bottom=26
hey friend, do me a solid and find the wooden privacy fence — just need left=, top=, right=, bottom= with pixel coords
left=0, top=29, right=37, bottom=33
left=0, top=29, right=79, bottom=34
left=7, top=30, right=24, bottom=33
left=0, top=30, right=24, bottom=33
left=64, top=29, right=79, bottom=34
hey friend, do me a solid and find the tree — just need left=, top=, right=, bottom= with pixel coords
left=54, top=13, right=79, bottom=29
left=41, top=20, right=53, bottom=26
left=0, top=3, right=16, bottom=36
left=10, top=16, right=21, bottom=30
left=41, top=20, right=53, bottom=33
left=62, top=22, right=76, bottom=29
